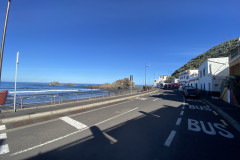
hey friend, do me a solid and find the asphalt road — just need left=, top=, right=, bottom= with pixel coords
left=0, top=89, right=239, bottom=160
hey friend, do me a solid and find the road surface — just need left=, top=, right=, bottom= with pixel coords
left=0, top=89, right=239, bottom=160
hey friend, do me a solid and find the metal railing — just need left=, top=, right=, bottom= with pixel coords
left=2, top=89, right=142, bottom=111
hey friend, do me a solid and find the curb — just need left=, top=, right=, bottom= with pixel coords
left=202, top=98, right=240, bottom=133
left=0, top=90, right=158, bottom=124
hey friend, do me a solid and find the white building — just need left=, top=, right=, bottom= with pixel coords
left=188, top=76, right=198, bottom=88
left=154, top=75, right=169, bottom=87
left=178, top=70, right=198, bottom=86
left=198, top=57, right=229, bottom=94
left=154, top=79, right=160, bottom=87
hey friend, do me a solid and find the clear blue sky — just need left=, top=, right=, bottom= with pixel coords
left=0, top=0, right=239, bottom=85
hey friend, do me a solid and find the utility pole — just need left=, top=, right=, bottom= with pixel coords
left=145, top=64, right=150, bottom=91
left=13, top=51, right=19, bottom=112
left=130, top=75, right=133, bottom=94
left=0, top=0, right=11, bottom=83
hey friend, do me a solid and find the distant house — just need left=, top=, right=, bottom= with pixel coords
left=188, top=76, right=198, bottom=88
left=154, top=79, right=160, bottom=87
left=198, top=57, right=229, bottom=96
left=171, top=77, right=179, bottom=84
left=178, top=70, right=198, bottom=86
left=154, top=75, right=169, bottom=87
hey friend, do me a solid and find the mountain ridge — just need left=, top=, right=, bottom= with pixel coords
left=172, top=37, right=239, bottom=78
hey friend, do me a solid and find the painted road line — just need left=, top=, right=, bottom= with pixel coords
left=0, top=144, right=9, bottom=155
left=180, top=111, right=184, bottom=116
left=60, top=116, right=88, bottom=130
left=103, top=132, right=118, bottom=144
left=11, top=107, right=138, bottom=156
left=151, top=114, right=160, bottom=118
left=182, top=106, right=185, bottom=110
left=95, top=107, right=139, bottom=126
left=213, top=111, right=218, bottom=116
left=220, top=119, right=228, bottom=126
left=164, top=130, right=176, bottom=147
left=176, top=118, right=182, bottom=126
left=153, top=98, right=158, bottom=101
left=0, top=125, right=6, bottom=131
left=0, top=133, right=7, bottom=140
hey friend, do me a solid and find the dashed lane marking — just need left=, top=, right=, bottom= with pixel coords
left=164, top=130, right=176, bottom=147
left=0, top=144, right=9, bottom=155
left=11, top=107, right=139, bottom=156
left=60, top=116, right=88, bottom=130
left=176, top=118, right=182, bottom=126
left=153, top=98, right=158, bottom=101
left=213, top=111, right=218, bottom=116
left=0, top=125, right=6, bottom=131
left=182, top=106, right=185, bottom=110
left=220, top=119, right=228, bottom=126
left=180, top=111, right=184, bottom=116
left=103, top=132, right=118, bottom=144
left=0, top=133, right=7, bottom=140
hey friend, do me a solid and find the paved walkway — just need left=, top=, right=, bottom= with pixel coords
left=201, top=93, right=240, bottom=125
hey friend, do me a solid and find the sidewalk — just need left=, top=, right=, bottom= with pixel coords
left=201, top=93, right=240, bottom=132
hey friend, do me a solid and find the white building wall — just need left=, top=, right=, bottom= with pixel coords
left=198, top=57, right=229, bottom=92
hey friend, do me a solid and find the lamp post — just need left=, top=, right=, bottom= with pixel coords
left=13, top=51, right=19, bottom=112
left=145, top=64, right=150, bottom=91
left=0, top=0, right=11, bottom=83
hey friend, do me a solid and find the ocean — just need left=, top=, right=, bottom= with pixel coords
left=0, top=82, right=108, bottom=107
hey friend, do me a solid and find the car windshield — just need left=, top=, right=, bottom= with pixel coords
left=184, top=86, right=194, bottom=89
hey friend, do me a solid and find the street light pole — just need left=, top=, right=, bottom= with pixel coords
left=0, top=0, right=11, bottom=83
left=145, top=65, right=150, bottom=91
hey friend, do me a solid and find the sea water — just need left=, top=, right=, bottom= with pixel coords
left=0, top=82, right=108, bottom=107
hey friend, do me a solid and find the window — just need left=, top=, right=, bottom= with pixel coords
left=203, top=68, right=206, bottom=76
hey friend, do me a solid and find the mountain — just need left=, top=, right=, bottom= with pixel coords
left=172, top=37, right=239, bottom=78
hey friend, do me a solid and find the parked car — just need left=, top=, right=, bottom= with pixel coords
left=183, top=86, right=194, bottom=92
left=183, top=87, right=199, bottom=97
left=178, top=86, right=184, bottom=92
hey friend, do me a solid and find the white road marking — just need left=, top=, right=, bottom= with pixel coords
left=176, top=118, right=182, bottom=126
left=95, top=107, right=138, bottom=126
left=180, top=111, right=184, bottom=116
left=0, top=144, right=9, bottom=155
left=141, top=98, right=147, bottom=101
left=11, top=107, right=138, bottom=156
left=60, top=116, right=88, bottom=130
left=153, top=98, right=158, bottom=101
left=164, top=130, right=176, bottom=147
left=182, top=106, right=185, bottom=110
left=0, top=125, right=6, bottom=131
left=0, top=133, right=7, bottom=140
left=103, top=132, right=118, bottom=144
left=151, top=114, right=160, bottom=118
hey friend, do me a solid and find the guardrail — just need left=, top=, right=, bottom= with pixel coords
left=2, top=89, right=142, bottom=111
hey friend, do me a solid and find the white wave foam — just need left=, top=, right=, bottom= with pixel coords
left=9, top=89, right=80, bottom=94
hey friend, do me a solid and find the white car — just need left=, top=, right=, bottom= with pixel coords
left=178, top=86, right=184, bottom=92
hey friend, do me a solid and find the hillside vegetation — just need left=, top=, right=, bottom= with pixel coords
left=172, top=37, right=239, bottom=78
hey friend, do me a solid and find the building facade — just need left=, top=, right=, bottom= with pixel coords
left=178, top=70, right=198, bottom=86
left=154, top=75, right=169, bottom=87
left=198, top=57, right=229, bottom=95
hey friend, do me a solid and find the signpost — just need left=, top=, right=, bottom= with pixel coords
left=13, top=51, right=19, bottom=112
left=130, top=75, right=133, bottom=94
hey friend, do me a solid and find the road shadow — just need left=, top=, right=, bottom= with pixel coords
left=150, top=90, right=183, bottom=103
left=26, top=104, right=182, bottom=160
